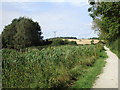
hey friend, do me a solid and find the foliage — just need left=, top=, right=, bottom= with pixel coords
left=2, top=44, right=104, bottom=88
left=2, top=17, right=43, bottom=49
left=71, top=51, right=107, bottom=88
left=51, top=39, right=65, bottom=46
left=51, top=39, right=77, bottom=46
left=89, top=2, right=120, bottom=41
left=0, top=34, right=2, bottom=49
left=42, top=39, right=52, bottom=45
left=48, top=37, right=77, bottom=40
left=68, top=41, right=77, bottom=45
left=91, top=40, right=94, bottom=44
left=88, top=1, right=120, bottom=55
left=107, top=38, right=120, bottom=58
left=89, top=37, right=99, bottom=40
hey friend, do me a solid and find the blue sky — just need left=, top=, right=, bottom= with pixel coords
left=1, top=1, right=98, bottom=39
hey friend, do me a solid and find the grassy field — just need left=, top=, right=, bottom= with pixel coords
left=2, top=44, right=107, bottom=88
left=63, top=39, right=100, bottom=45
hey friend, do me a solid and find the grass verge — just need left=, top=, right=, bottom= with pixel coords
left=110, top=49, right=120, bottom=59
left=71, top=51, right=107, bottom=88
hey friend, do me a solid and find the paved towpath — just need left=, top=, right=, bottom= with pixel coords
left=93, top=46, right=118, bottom=88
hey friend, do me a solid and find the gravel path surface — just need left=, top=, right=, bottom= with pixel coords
left=93, top=46, right=118, bottom=88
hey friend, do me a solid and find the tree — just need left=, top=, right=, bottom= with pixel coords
left=0, top=34, right=2, bottom=49
left=88, top=1, right=120, bottom=43
left=88, top=1, right=120, bottom=57
left=2, top=19, right=17, bottom=48
left=2, top=17, right=43, bottom=49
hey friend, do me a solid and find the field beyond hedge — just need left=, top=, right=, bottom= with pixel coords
left=2, top=44, right=107, bottom=88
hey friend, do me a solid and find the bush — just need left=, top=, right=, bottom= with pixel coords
left=91, top=40, right=94, bottom=44
left=51, top=39, right=64, bottom=46
left=51, top=39, right=77, bottom=46
left=107, top=37, right=120, bottom=58
left=68, top=41, right=77, bottom=45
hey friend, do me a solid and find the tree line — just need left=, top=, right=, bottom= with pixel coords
left=88, top=1, right=120, bottom=52
left=2, top=2, right=120, bottom=51
left=49, top=37, right=77, bottom=39
left=1, top=17, right=77, bottom=50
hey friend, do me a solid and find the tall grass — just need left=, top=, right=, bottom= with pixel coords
left=2, top=44, right=105, bottom=88
left=71, top=51, right=107, bottom=88
left=107, top=38, right=120, bottom=58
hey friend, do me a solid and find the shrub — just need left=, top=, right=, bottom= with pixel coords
left=51, top=39, right=77, bottom=46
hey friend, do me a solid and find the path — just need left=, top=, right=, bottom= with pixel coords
left=93, top=46, right=118, bottom=88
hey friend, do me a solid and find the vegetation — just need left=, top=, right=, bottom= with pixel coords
left=89, top=37, right=99, bottom=40
left=48, top=37, right=77, bottom=40
left=1, top=13, right=108, bottom=88
left=71, top=51, right=107, bottom=88
left=0, top=48, right=1, bottom=87
left=2, top=44, right=106, bottom=88
left=107, top=38, right=120, bottom=58
left=2, top=17, right=43, bottom=49
left=91, top=40, right=94, bottom=45
left=51, top=39, right=77, bottom=46
left=0, top=35, right=1, bottom=47
left=88, top=1, right=120, bottom=57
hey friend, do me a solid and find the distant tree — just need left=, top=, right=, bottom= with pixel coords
left=91, top=40, right=94, bottom=44
left=2, top=17, right=43, bottom=49
left=89, top=37, right=99, bottom=39
left=48, top=37, right=77, bottom=40
left=51, top=39, right=65, bottom=46
left=61, top=37, right=77, bottom=39
left=0, top=34, right=2, bottom=49
left=51, top=38, right=77, bottom=46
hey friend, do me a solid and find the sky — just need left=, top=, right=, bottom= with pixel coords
left=0, top=0, right=98, bottom=39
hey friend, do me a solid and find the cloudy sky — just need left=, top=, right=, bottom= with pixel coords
left=0, top=0, right=98, bottom=39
